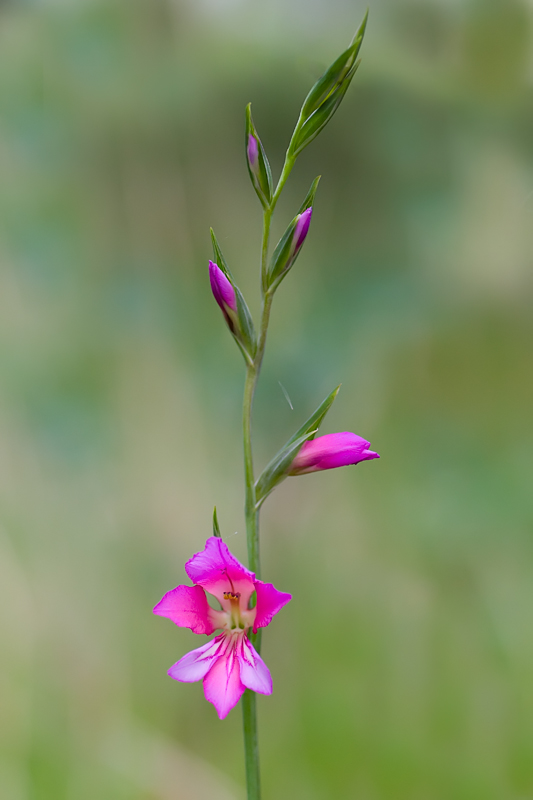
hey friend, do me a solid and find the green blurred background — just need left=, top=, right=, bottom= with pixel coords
left=1, top=0, right=533, bottom=797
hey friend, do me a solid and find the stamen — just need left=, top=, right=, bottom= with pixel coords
left=223, top=591, right=241, bottom=600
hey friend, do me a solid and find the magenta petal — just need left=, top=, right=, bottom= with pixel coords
left=168, top=634, right=227, bottom=683
left=238, top=636, right=272, bottom=695
left=209, top=261, right=237, bottom=312
left=288, top=432, right=380, bottom=475
left=203, top=637, right=245, bottom=719
left=253, top=580, right=292, bottom=634
left=186, top=537, right=256, bottom=606
left=153, top=584, right=218, bottom=635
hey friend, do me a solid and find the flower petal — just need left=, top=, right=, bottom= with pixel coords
left=185, top=537, right=256, bottom=607
left=238, top=636, right=272, bottom=695
left=253, top=580, right=292, bottom=634
left=203, top=636, right=245, bottom=719
left=153, top=584, right=223, bottom=635
left=168, top=634, right=227, bottom=683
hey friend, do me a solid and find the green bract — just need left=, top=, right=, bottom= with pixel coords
left=254, top=385, right=341, bottom=506
left=212, top=506, right=222, bottom=538
left=288, top=11, right=367, bottom=158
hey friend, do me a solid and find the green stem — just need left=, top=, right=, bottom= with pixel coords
left=241, top=357, right=261, bottom=800
left=261, top=209, right=272, bottom=295
left=242, top=689, right=260, bottom=800
left=243, top=362, right=259, bottom=575
left=243, top=292, right=273, bottom=619
left=240, top=207, right=275, bottom=800
left=241, top=149, right=294, bottom=800
left=272, top=154, right=295, bottom=209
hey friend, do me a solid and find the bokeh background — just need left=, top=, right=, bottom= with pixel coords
left=1, top=0, right=533, bottom=797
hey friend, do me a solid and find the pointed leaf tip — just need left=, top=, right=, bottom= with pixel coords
left=254, top=384, right=342, bottom=505
left=351, top=8, right=369, bottom=45
left=288, top=12, right=367, bottom=158
left=212, top=507, right=222, bottom=538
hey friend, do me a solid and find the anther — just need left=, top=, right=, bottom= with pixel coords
left=223, top=591, right=241, bottom=600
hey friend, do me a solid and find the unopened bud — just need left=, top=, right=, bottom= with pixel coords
left=245, top=104, right=273, bottom=208
left=293, top=207, right=312, bottom=252
left=267, top=206, right=313, bottom=290
left=209, top=231, right=257, bottom=363
left=288, top=432, right=379, bottom=475
left=209, top=260, right=238, bottom=333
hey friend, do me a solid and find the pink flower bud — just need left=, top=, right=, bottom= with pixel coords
left=288, top=432, right=379, bottom=475
left=209, top=260, right=237, bottom=312
left=209, top=260, right=238, bottom=334
left=293, top=207, right=312, bottom=252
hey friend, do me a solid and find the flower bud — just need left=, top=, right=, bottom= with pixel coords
left=267, top=206, right=313, bottom=289
left=209, top=260, right=238, bottom=333
left=287, top=432, right=379, bottom=476
left=293, top=207, right=312, bottom=251
left=209, top=231, right=257, bottom=363
left=245, top=104, right=273, bottom=208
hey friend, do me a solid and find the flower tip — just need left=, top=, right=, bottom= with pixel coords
left=208, top=260, right=237, bottom=313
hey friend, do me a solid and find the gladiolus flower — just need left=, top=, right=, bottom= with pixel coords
left=209, top=260, right=238, bottom=333
left=288, top=432, right=379, bottom=475
left=153, top=537, right=291, bottom=719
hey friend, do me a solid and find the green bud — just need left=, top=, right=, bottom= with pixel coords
left=288, top=11, right=367, bottom=158
left=245, top=104, right=273, bottom=208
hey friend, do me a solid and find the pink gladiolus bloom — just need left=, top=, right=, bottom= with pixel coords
left=288, top=431, right=379, bottom=475
left=154, top=537, right=291, bottom=719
